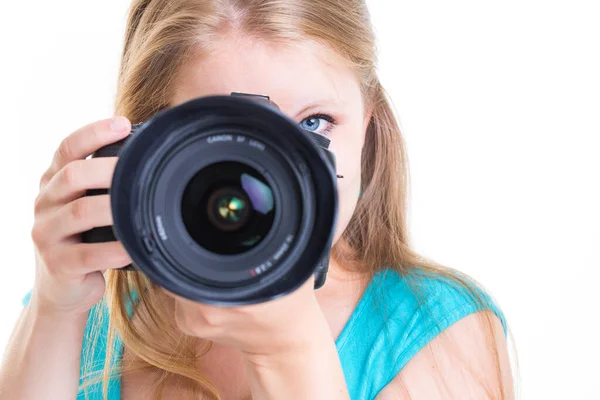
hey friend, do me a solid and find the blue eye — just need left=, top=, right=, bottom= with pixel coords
left=299, top=113, right=336, bottom=136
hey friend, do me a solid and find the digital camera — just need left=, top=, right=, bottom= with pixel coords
left=82, top=92, right=338, bottom=306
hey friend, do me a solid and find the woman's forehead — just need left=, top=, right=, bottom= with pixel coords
left=170, top=37, right=359, bottom=113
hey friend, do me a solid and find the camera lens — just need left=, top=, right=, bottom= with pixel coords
left=104, top=95, right=338, bottom=304
left=181, top=161, right=275, bottom=255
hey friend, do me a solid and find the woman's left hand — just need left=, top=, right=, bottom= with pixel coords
left=164, top=274, right=331, bottom=358
left=164, top=274, right=351, bottom=399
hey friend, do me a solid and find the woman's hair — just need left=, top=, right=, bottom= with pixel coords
left=80, top=1, right=516, bottom=399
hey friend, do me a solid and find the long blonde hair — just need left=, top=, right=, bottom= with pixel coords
left=81, top=0, right=516, bottom=398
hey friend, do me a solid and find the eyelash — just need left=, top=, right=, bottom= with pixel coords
left=303, top=113, right=337, bottom=136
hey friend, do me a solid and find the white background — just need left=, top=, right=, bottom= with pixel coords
left=1, top=1, right=599, bottom=398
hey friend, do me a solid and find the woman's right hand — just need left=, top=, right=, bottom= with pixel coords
left=29, top=116, right=134, bottom=316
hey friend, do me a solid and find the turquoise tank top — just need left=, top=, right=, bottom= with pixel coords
left=21, top=269, right=506, bottom=399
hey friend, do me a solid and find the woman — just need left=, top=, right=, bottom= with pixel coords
left=0, top=0, right=514, bottom=399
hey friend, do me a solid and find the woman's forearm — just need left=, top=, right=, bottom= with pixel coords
left=242, top=319, right=350, bottom=400
left=0, top=293, right=88, bottom=399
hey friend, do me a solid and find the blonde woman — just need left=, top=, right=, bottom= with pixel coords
left=0, top=1, right=514, bottom=399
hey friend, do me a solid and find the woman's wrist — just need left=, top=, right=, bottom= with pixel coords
left=242, top=327, right=330, bottom=369
left=241, top=304, right=350, bottom=400
left=240, top=293, right=332, bottom=358
left=242, top=337, right=349, bottom=400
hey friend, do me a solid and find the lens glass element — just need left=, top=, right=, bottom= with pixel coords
left=181, top=161, right=275, bottom=255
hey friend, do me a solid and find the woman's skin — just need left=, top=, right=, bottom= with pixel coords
left=0, top=32, right=512, bottom=400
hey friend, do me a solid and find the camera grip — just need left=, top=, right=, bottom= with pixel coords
left=81, top=136, right=135, bottom=270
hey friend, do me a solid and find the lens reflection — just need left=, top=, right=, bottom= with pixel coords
left=181, top=162, right=275, bottom=255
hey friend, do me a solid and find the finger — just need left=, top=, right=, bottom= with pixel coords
left=39, top=195, right=113, bottom=243
left=37, top=157, right=118, bottom=210
left=41, top=116, right=130, bottom=188
left=43, top=241, right=131, bottom=277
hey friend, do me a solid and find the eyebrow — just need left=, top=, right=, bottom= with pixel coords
left=291, top=98, right=344, bottom=118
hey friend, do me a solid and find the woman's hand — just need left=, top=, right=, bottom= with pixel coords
left=30, top=117, right=133, bottom=317
left=165, top=274, right=330, bottom=357
left=165, top=275, right=351, bottom=399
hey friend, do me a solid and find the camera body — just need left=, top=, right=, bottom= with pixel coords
left=82, top=93, right=339, bottom=306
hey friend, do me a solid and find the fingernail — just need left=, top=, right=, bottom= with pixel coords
left=110, top=116, right=130, bottom=133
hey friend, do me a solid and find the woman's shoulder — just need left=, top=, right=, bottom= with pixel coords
left=371, top=267, right=507, bottom=333
left=336, top=267, right=507, bottom=399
